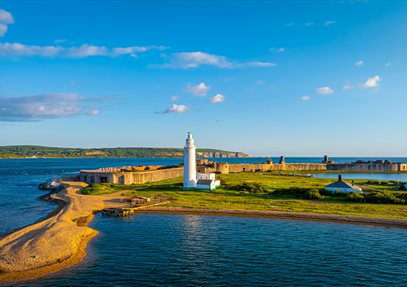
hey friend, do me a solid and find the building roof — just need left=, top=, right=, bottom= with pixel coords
left=325, top=180, right=361, bottom=190
left=197, top=179, right=213, bottom=185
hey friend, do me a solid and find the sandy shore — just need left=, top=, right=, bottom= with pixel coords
left=0, top=180, right=125, bottom=282
left=2, top=182, right=407, bottom=282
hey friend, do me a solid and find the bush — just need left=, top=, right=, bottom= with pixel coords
left=399, top=185, right=407, bottom=191
left=346, top=192, right=365, bottom=202
left=303, top=189, right=322, bottom=200
left=364, top=190, right=405, bottom=204
left=273, top=187, right=311, bottom=196
left=229, top=182, right=270, bottom=193
left=366, top=180, right=380, bottom=185
left=320, top=189, right=347, bottom=197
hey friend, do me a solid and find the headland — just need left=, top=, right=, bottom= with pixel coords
left=0, top=180, right=127, bottom=282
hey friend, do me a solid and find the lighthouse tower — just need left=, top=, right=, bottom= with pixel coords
left=183, top=132, right=197, bottom=189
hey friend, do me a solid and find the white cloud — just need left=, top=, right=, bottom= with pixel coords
left=209, top=93, right=225, bottom=104
left=301, top=95, right=310, bottom=101
left=0, top=9, right=14, bottom=24
left=86, top=109, right=100, bottom=116
left=0, top=8, right=14, bottom=37
left=161, top=51, right=232, bottom=69
left=163, top=104, right=189, bottom=114
left=157, top=51, right=275, bottom=69
left=0, top=93, right=107, bottom=121
left=170, top=96, right=179, bottom=101
left=240, top=61, right=275, bottom=68
left=0, top=42, right=165, bottom=58
left=269, top=47, right=285, bottom=53
left=0, top=23, right=7, bottom=37
left=343, top=84, right=353, bottom=90
left=0, top=42, right=62, bottom=57
left=324, top=20, right=336, bottom=26
left=363, top=75, right=381, bottom=88
left=0, top=93, right=81, bottom=121
left=286, top=22, right=295, bottom=27
left=305, top=22, right=315, bottom=27
left=316, top=86, right=334, bottom=95
left=186, top=82, right=210, bottom=96
left=355, top=60, right=364, bottom=67
left=112, top=45, right=166, bottom=57
left=385, top=62, right=392, bottom=67
left=66, top=44, right=108, bottom=57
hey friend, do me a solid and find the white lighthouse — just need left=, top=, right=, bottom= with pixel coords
left=183, top=132, right=197, bottom=189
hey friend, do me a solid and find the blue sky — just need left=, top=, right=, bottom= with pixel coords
left=0, top=0, right=406, bottom=156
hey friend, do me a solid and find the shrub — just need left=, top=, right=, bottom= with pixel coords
left=399, top=185, right=407, bottom=191
left=346, top=192, right=365, bottom=202
left=366, top=180, right=380, bottom=185
left=303, top=189, right=322, bottom=200
left=320, top=189, right=347, bottom=197
left=273, top=187, right=311, bottom=196
left=364, top=190, right=405, bottom=204
left=229, top=182, right=270, bottom=193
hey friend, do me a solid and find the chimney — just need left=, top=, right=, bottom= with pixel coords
left=338, top=175, right=342, bottom=181
left=279, top=156, right=285, bottom=164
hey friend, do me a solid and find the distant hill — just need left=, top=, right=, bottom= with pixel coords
left=0, top=145, right=249, bottom=159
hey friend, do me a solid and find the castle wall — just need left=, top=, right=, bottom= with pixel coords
left=131, top=167, right=184, bottom=184
left=80, top=167, right=184, bottom=185
left=276, top=163, right=327, bottom=171
left=215, top=163, right=327, bottom=174
left=327, top=163, right=404, bottom=173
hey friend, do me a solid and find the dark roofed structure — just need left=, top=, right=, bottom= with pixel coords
left=197, top=179, right=213, bottom=185
left=325, top=175, right=362, bottom=193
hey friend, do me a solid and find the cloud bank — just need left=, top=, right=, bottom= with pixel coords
left=0, top=43, right=166, bottom=58
left=158, top=51, right=275, bottom=69
left=0, top=93, right=102, bottom=121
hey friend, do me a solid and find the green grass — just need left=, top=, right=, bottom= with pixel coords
left=81, top=172, right=407, bottom=219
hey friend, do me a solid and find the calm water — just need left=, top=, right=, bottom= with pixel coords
left=2, top=158, right=407, bottom=286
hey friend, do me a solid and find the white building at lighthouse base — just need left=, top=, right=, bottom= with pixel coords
left=196, top=173, right=221, bottom=191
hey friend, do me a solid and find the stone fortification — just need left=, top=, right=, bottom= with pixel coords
left=214, top=162, right=327, bottom=174
left=79, top=159, right=407, bottom=186
left=80, top=167, right=183, bottom=185
left=327, top=161, right=407, bottom=173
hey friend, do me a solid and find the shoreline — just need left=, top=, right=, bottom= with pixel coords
left=0, top=223, right=97, bottom=283
left=0, top=181, right=111, bottom=283
left=140, top=207, right=407, bottom=229
left=2, top=183, right=407, bottom=283
left=0, top=192, right=66, bottom=240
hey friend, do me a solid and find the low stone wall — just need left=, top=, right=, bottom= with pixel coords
left=327, top=163, right=407, bottom=173
left=227, top=163, right=273, bottom=173
left=215, top=163, right=327, bottom=174
left=130, top=167, right=184, bottom=184
left=274, top=163, right=327, bottom=171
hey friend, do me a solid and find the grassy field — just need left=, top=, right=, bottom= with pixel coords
left=82, top=172, right=407, bottom=219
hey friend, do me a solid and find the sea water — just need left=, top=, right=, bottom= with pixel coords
left=1, top=158, right=407, bottom=286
